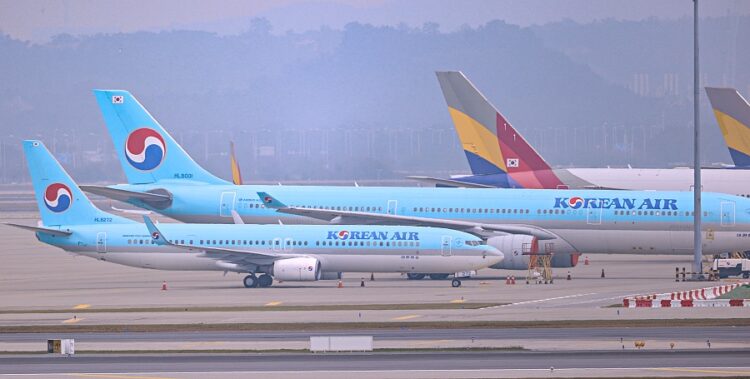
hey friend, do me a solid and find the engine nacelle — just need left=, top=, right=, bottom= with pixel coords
left=272, top=257, right=321, bottom=281
left=487, top=235, right=537, bottom=270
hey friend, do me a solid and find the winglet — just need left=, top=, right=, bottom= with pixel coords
left=143, top=216, right=168, bottom=245
left=257, top=192, right=287, bottom=209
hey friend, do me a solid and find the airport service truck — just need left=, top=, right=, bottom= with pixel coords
left=712, top=258, right=750, bottom=279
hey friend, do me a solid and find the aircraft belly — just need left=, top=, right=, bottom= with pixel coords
left=97, top=252, right=220, bottom=271
left=317, top=251, right=491, bottom=273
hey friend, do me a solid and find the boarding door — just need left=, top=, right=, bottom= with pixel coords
left=721, top=201, right=736, bottom=227
left=586, top=200, right=602, bottom=225
left=441, top=236, right=452, bottom=256
left=387, top=200, right=398, bottom=215
left=96, top=232, right=107, bottom=253
left=220, top=192, right=236, bottom=217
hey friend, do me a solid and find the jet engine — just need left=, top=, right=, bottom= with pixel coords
left=487, top=235, right=537, bottom=270
left=487, top=235, right=579, bottom=270
left=272, top=257, right=321, bottom=281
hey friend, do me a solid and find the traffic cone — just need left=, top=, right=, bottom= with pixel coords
left=161, top=281, right=167, bottom=291
left=360, top=278, right=365, bottom=287
left=511, top=276, right=516, bottom=285
left=506, top=276, right=511, bottom=285
left=337, top=280, right=343, bottom=288
left=370, top=273, right=375, bottom=281
left=584, top=256, right=590, bottom=265
left=567, top=271, right=572, bottom=280
left=601, top=269, right=605, bottom=278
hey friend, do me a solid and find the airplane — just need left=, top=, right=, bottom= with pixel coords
left=78, top=89, right=750, bottom=272
left=7, top=140, right=503, bottom=288
left=410, top=72, right=750, bottom=196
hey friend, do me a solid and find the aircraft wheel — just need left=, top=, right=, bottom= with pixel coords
left=429, top=273, right=449, bottom=280
left=243, top=274, right=258, bottom=288
left=451, top=279, right=462, bottom=288
left=258, top=274, right=273, bottom=288
left=407, top=273, right=426, bottom=280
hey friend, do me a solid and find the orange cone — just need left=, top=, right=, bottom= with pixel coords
left=337, top=280, right=343, bottom=288
left=511, top=276, right=516, bottom=285
left=505, top=276, right=511, bottom=285
left=161, top=281, right=167, bottom=291
left=584, top=256, right=590, bottom=265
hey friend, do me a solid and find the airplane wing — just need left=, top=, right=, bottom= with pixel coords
left=407, top=176, right=495, bottom=188
left=142, top=216, right=287, bottom=269
left=5, top=223, right=73, bottom=237
left=81, top=185, right=172, bottom=204
left=257, top=192, right=556, bottom=240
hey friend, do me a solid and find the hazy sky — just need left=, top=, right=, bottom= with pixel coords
left=1, top=0, right=748, bottom=42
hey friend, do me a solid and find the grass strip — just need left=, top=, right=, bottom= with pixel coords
left=2, top=318, right=749, bottom=334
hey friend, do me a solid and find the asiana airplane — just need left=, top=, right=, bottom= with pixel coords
left=411, top=71, right=750, bottom=195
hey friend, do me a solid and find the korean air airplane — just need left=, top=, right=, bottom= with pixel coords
left=412, top=72, right=750, bottom=195
left=8, top=140, right=503, bottom=288
left=82, top=89, right=750, bottom=272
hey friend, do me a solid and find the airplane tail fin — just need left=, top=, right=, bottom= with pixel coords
left=230, top=141, right=244, bottom=185
left=23, top=140, right=134, bottom=226
left=705, top=87, right=750, bottom=168
left=92, top=90, right=229, bottom=185
left=435, top=71, right=563, bottom=188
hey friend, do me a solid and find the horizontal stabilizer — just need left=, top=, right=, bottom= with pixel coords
left=407, top=176, right=495, bottom=188
left=5, top=223, right=72, bottom=236
left=81, top=185, right=172, bottom=205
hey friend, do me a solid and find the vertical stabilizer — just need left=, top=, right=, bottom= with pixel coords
left=23, top=140, right=133, bottom=226
left=93, top=90, right=229, bottom=185
left=706, top=87, right=750, bottom=167
left=436, top=71, right=563, bottom=188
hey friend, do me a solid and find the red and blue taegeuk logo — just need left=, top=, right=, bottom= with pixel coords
left=125, top=128, right=166, bottom=171
left=44, top=183, right=73, bottom=213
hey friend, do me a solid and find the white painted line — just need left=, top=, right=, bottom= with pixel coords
left=481, top=292, right=598, bottom=309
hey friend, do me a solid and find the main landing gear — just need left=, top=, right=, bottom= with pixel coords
left=451, top=279, right=462, bottom=288
left=243, top=273, right=274, bottom=288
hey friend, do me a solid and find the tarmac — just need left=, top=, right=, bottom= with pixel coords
left=1, top=208, right=749, bottom=378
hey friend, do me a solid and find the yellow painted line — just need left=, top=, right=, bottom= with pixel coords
left=450, top=299, right=465, bottom=304
left=652, top=368, right=750, bottom=375
left=264, top=301, right=283, bottom=306
left=391, top=314, right=421, bottom=321
left=62, top=317, right=83, bottom=324
left=68, top=373, right=178, bottom=379
left=73, top=304, right=91, bottom=310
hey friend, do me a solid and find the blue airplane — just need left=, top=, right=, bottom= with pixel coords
left=7, top=140, right=503, bottom=288
left=81, top=90, right=750, bottom=273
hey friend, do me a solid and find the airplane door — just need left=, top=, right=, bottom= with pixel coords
left=441, top=236, right=452, bottom=256
left=721, top=201, right=735, bottom=226
left=387, top=200, right=398, bottom=215
left=284, top=238, right=293, bottom=251
left=272, top=238, right=282, bottom=252
left=220, top=192, right=236, bottom=217
left=96, top=232, right=107, bottom=253
left=586, top=205, right=602, bottom=225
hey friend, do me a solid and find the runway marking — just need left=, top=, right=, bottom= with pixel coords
left=264, top=301, right=283, bottom=306
left=449, top=299, right=465, bottom=304
left=390, top=314, right=421, bottom=321
left=482, top=292, right=598, bottom=309
left=72, top=304, right=91, bottom=310
left=67, top=374, right=177, bottom=379
left=651, top=367, right=750, bottom=375
left=62, top=317, right=83, bottom=324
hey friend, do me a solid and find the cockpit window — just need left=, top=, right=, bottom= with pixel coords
left=465, top=240, right=483, bottom=246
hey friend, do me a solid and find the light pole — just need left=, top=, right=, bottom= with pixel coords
left=692, top=0, right=703, bottom=279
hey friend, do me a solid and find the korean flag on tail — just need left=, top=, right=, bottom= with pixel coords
left=112, top=95, right=124, bottom=104
left=506, top=158, right=519, bottom=168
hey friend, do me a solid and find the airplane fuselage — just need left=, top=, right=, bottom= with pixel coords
left=108, top=183, right=750, bottom=256
left=37, top=223, right=500, bottom=274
